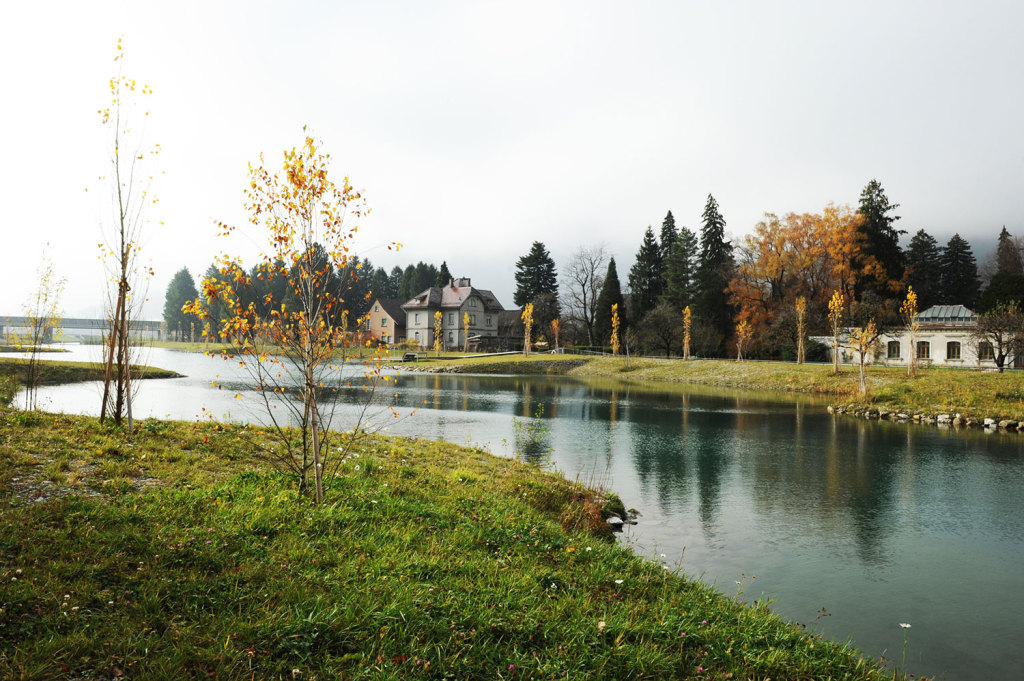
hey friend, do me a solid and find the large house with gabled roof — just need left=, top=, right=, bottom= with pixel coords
left=402, top=277, right=505, bottom=350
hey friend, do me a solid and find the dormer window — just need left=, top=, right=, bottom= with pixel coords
left=469, top=298, right=477, bottom=307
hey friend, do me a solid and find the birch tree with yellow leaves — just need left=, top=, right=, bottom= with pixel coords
left=97, top=38, right=159, bottom=431
left=185, top=134, right=398, bottom=503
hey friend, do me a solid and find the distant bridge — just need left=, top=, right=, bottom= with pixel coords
left=0, top=316, right=165, bottom=342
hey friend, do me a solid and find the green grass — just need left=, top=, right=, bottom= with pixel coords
left=0, top=344, right=68, bottom=353
left=0, top=411, right=908, bottom=680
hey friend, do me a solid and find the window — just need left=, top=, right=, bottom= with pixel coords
left=979, top=341, right=995, bottom=361
left=887, top=341, right=901, bottom=359
left=364, top=319, right=370, bottom=331
left=469, top=314, right=476, bottom=325
left=374, top=304, right=379, bottom=312
left=469, top=298, right=477, bottom=307
left=449, top=313, right=455, bottom=325
left=947, top=341, right=961, bottom=360
left=916, top=341, right=930, bottom=359
left=486, top=316, right=493, bottom=326
left=415, top=313, right=420, bottom=324
left=381, top=317, right=388, bottom=327
left=447, top=331, right=454, bottom=343
left=414, top=331, right=420, bottom=341
left=382, top=334, right=390, bottom=344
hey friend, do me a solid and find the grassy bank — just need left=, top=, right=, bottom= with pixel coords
left=408, top=353, right=1024, bottom=422
left=0, top=410, right=904, bottom=680
left=0, top=358, right=181, bottom=407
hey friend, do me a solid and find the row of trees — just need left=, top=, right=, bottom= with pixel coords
left=163, top=256, right=459, bottom=340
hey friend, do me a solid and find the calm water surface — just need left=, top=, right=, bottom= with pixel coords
left=14, top=345, right=1024, bottom=680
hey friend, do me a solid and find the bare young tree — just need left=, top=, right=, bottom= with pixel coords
left=560, top=244, right=607, bottom=346
left=97, top=38, right=158, bottom=431
left=970, top=303, right=1024, bottom=373
left=21, top=246, right=66, bottom=410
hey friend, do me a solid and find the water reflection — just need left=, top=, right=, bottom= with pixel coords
left=12, top=347, right=1024, bottom=680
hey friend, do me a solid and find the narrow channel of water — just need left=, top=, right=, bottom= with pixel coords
left=12, top=345, right=1024, bottom=680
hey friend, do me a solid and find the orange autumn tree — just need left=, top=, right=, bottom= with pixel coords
left=682, top=306, right=692, bottom=359
left=185, top=135, right=396, bottom=503
left=521, top=303, right=534, bottom=357
left=727, top=204, right=875, bottom=358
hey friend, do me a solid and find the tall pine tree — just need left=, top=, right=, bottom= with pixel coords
left=996, top=226, right=1022, bottom=275
left=856, top=179, right=904, bottom=296
left=662, top=225, right=698, bottom=310
left=436, top=261, right=453, bottom=287
left=940, top=233, right=980, bottom=308
left=593, top=258, right=625, bottom=346
left=659, top=211, right=678, bottom=265
left=514, top=241, right=558, bottom=307
left=694, top=194, right=734, bottom=349
left=905, top=229, right=943, bottom=310
left=628, top=226, right=664, bottom=324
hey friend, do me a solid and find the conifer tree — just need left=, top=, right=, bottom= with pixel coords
left=905, top=229, right=943, bottom=309
left=996, top=226, right=1023, bottom=275
left=514, top=241, right=558, bottom=306
left=388, top=266, right=405, bottom=299
left=593, top=257, right=624, bottom=345
left=856, top=179, right=904, bottom=296
left=436, top=261, right=453, bottom=287
left=694, top=194, right=734, bottom=349
left=398, top=264, right=418, bottom=300
left=628, top=226, right=664, bottom=324
left=662, top=225, right=698, bottom=310
left=163, top=268, right=198, bottom=340
left=659, top=211, right=678, bottom=264
left=940, top=233, right=980, bottom=308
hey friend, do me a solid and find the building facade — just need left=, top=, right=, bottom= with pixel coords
left=364, top=299, right=407, bottom=345
left=401, top=278, right=505, bottom=350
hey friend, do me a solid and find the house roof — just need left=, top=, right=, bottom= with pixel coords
left=915, top=304, right=977, bottom=326
left=372, top=299, right=407, bottom=326
left=402, top=283, right=504, bottom=313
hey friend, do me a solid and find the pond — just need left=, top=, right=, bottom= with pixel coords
left=12, top=345, right=1024, bottom=680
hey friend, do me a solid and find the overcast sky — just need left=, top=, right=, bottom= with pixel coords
left=3, top=0, right=1023, bottom=319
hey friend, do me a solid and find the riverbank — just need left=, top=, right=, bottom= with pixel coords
left=0, top=409, right=905, bottom=680
left=403, top=353, right=1024, bottom=423
left=0, top=357, right=181, bottom=407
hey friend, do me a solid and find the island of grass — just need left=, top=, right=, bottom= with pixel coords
left=402, top=352, right=1024, bottom=423
left=0, top=357, right=181, bottom=407
left=0, top=409, right=911, bottom=680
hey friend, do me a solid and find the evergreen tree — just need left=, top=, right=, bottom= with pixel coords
left=856, top=179, right=904, bottom=295
left=414, top=262, right=439, bottom=293
left=996, top=226, right=1023, bottom=275
left=593, top=258, right=624, bottom=346
left=398, top=264, right=418, bottom=300
left=662, top=225, right=698, bottom=310
left=977, top=271, right=1024, bottom=312
left=436, top=261, right=453, bottom=287
left=904, top=229, right=943, bottom=309
left=514, top=241, right=558, bottom=307
left=659, top=211, right=678, bottom=264
left=694, top=194, right=734, bottom=348
left=628, top=226, right=664, bottom=324
left=162, top=267, right=198, bottom=340
left=388, top=266, right=404, bottom=299
left=940, top=233, right=980, bottom=308
left=368, top=266, right=390, bottom=301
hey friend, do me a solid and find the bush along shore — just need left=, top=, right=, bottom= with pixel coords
left=402, top=353, right=1024, bottom=425
left=0, top=409, right=911, bottom=680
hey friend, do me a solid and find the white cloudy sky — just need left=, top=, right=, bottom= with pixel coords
left=2, top=0, right=1023, bottom=318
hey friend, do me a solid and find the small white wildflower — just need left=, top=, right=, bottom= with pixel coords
left=585, top=546, right=592, bottom=552
left=354, top=465, right=360, bottom=471
left=614, top=579, right=624, bottom=585
left=899, top=623, right=911, bottom=629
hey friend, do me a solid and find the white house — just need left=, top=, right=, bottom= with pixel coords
left=816, top=305, right=1020, bottom=369
left=401, top=278, right=505, bottom=350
